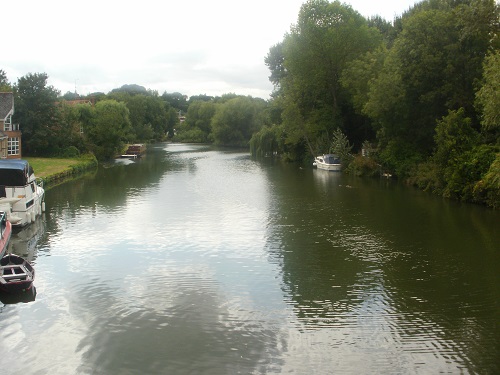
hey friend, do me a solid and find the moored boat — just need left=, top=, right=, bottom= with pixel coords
left=0, top=159, right=45, bottom=228
left=0, top=211, right=12, bottom=259
left=126, top=144, right=146, bottom=156
left=0, top=254, right=35, bottom=293
left=313, top=154, right=341, bottom=171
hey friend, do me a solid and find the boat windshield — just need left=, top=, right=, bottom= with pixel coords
left=324, top=155, right=340, bottom=164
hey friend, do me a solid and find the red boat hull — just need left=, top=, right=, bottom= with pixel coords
left=0, top=214, right=11, bottom=259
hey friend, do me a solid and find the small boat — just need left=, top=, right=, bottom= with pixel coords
left=0, top=159, right=45, bottom=228
left=124, top=143, right=145, bottom=157
left=0, top=211, right=12, bottom=259
left=313, top=154, right=341, bottom=171
left=0, top=254, right=35, bottom=293
left=120, top=154, right=138, bottom=159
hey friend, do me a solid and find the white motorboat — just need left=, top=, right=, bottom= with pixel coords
left=313, top=154, right=341, bottom=171
left=0, top=160, right=45, bottom=228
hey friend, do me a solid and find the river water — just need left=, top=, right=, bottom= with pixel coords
left=1, top=143, right=498, bottom=374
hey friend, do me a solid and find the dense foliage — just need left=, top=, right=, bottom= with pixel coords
left=6, top=82, right=181, bottom=160
left=260, top=0, right=499, bottom=207
left=3, top=0, right=499, bottom=207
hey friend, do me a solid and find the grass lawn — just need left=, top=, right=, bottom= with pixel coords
left=25, top=157, right=81, bottom=178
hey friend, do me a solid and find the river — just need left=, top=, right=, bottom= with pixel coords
left=1, top=143, right=498, bottom=374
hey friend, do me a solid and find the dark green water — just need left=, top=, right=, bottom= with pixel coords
left=1, top=143, right=498, bottom=374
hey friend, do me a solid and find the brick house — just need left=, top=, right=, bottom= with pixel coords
left=0, top=92, right=22, bottom=159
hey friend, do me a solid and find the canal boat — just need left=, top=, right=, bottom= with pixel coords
left=121, top=143, right=145, bottom=159
left=0, top=211, right=12, bottom=259
left=0, top=159, right=45, bottom=228
left=313, top=154, right=341, bottom=171
left=0, top=254, right=35, bottom=293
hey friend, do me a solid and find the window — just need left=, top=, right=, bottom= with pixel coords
left=8, top=137, right=19, bottom=155
left=4, top=115, right=12, bottom=131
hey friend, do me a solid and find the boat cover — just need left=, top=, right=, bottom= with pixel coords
left=0, top=160, right=34, bottom=186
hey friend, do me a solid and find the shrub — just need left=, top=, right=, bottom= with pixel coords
left=346, top=155, right=380, bottom=177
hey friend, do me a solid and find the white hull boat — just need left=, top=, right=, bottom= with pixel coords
left=0, top=160, right=45, bottom=228
left=313, top=154, right=341, bottom=171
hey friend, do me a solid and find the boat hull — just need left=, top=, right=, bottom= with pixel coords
left=314, top=154, right=342, bottom=172
left=0, top=254, right=35, bottom=293
left=0, top=212, right=12, bottom=259
left=315, top=162, right=342, bottom=171
left=0, top=159, right=45, bottom=228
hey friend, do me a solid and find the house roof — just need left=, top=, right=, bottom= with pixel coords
left=0, top=92, right=14, bottom=120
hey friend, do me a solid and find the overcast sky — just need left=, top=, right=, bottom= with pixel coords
left=3, top=0, right=419, bottom=99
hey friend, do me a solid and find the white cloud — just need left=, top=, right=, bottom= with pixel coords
left=3, top=0, right=419, bottom=99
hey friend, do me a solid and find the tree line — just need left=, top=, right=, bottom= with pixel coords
left=1, top=0, right=498, bottom=208
left=0, top=72, right=186, bottom=160
left=256, top=0, right=499, bottom=208
left=0, top=71, right=271, bottom=159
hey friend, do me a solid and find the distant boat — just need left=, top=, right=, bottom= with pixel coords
left=0, top=159, right=45, bottom=228
left=313, top=154, right=341, bottom=171
left=0, top=211, right=12, bottom=259
left=125, top=144, right=145, bottom=156
left=0, top=254, right=35, bottom=293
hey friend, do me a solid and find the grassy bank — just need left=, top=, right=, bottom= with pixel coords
left=25, top=154, right=98, bottom=188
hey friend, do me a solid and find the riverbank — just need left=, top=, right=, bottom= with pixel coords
left=26, top=154, right=98, bottom=189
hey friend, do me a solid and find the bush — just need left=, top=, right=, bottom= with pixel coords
left=443, top=144, right=497, bottom=201
left=409, top=160, right=443, bottom=194
left=62, top=146, right=80, bottom=158
left=346, top=155, right=380, bottom=177
left=472, top=151, right=500, bottom=208
left=173, top=128, right=208, bottom=143
left=378, top=139, right=424, bottom=178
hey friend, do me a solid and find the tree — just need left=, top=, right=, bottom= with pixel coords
left=271, top=0, right=382, bottom=160
left=357, top=0, right=499, bottom=176
left=13, top=72, right=60, bottom=155
left=183, top=100, right=216, bottom=141
left=85, top=100, right=132, bottom=160
left=264, top=43, right=286, bottom=94
left=0, top=70, right=11, bottom=91
left=110, top=84, right=148, bottom=95
left=330, top=128, right=353, bottom=166
left=55, top=102, right=87, bottom=156
left=124, top=94, right=171, bottom=141
left=250, top=124, right=285, bottom=157
left=61, top=91, right=80, bottom=100
left=211, top=97, right=267, bottom=147
left=476, top=51, right=500, bottom=132
left=161, top=92, right=188, bottom=113
left=188, top=94, right=214, bottom=103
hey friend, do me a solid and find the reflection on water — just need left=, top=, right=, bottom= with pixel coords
left=8, top=216, right=46, bottom=261
left=0, top=218, right=45, bottom=305
left=0, top=143, right=498, bottom=374
left=0, top=286, right=36, bottom=305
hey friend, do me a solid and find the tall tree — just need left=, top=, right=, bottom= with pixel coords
left=476, top=50, right=500, bottom=132
left=0, top=70, right=11, bottom=91
left=358, top=0, right=499, bottom=175
left=161, top=92, right=188, bottom=113
left=13, top=73, right=60, bottom=155
left=85, top=100, right=132, bottom=160
left=273, top=0, right=382, bottom=159
left=211, top=97, right=267, bottom=147
left=185, top=100, right=217, bottom=138
left=55, top=102, right=87, bottom=155
left=124, top=94, right=172, bottom=141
